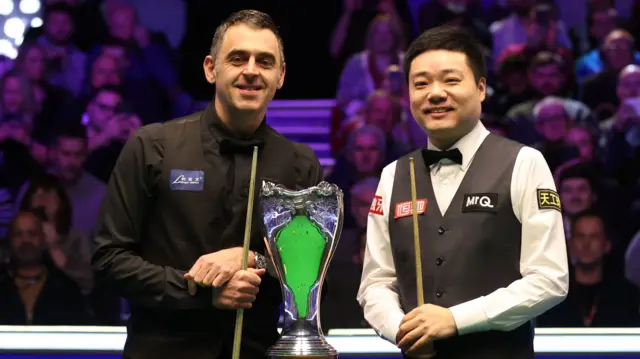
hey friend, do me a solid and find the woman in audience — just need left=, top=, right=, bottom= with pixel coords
left=336, top=14, right=406, bottom=116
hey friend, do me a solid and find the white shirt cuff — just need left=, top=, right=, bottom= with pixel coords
left=448, top=296, right=490, bottom=335
left=383, top=309, right=405, bottom=345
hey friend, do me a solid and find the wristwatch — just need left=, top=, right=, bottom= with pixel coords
left=253, top=251, right=268, bottom=270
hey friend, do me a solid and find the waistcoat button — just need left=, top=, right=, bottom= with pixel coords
left=436, top=257, right=443, bottom=266
left=438, top=226, right=446, bottom=234
left=436, top=289, right=444, bottom=297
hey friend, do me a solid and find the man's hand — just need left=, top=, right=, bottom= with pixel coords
left=213, top=268, right=265, bottom=310
left=184, top=247, right=253, bottom=288
left=396, top=304, right=457, bottom=355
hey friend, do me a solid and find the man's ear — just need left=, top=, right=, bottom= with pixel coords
left=203, top=55, right=216, bottom=84
left=277, top=62, right=286, bottom=89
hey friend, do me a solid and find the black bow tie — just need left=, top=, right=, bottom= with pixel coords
left=421, top=148, right=463, bottom=166
left=219, top=137, right=264, bottom=155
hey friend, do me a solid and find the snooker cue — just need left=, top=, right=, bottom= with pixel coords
left=408, top=157, right=425, bottom=307
left=231, top=146, right=260, bottom=359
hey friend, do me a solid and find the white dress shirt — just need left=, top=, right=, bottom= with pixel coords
left=357, top=121, right=569, bottom=344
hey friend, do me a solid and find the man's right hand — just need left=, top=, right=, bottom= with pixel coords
left=184, top=247, right=249, bottom=288
left=213, top=268, right=266, bottom=309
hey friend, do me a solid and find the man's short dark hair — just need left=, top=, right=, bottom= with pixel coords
left=90, top=84, right=122, bottom=102
left=557, top=162, right=597, bottom=190
left=52, top=123, right=88, bottom=145
left=529, top=51, right=564, bottom=72
left=403, top=25, right=486, bottom=83
left=209, top=10, right=285, bottom=66
left=44, top=3, right=74, bottom=20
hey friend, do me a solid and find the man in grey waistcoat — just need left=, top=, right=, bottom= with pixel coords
left=357, top=25, right=569, bottom=359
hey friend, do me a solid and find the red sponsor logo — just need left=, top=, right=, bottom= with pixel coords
left=369, top=195, right=384, bottom=215
left=394, top=199, right=427, bottom=219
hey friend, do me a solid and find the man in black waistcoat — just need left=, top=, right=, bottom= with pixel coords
left=357, top=25, right=569, bottom=359
left=92, top=10, right=323, bottom=359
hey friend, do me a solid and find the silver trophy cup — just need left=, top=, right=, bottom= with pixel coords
left=260, top=180, right=344, bottom=358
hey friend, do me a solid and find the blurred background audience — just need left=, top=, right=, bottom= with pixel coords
left=0, top=0, right=639, bottom=330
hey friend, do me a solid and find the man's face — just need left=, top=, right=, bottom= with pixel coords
left=535, top=103, right=569, bottom=142
left=350, top=186, right=377, bottom=229
left=617, top=71, right=640, bottom=101
left=350, top=133, right=383, bottom=174
left=570, top=216, right=610, bottom=266
left=560, top=178, right=594, bottom=215
left=108, top=6, right=136, bottom=41
left=10, top=213, right=45, bottom=266
left=366, top=96, right=394, bottom=132
left=45, top=11, right=73, bottom=44
left=91, top=56, right=121, bottom=89
left=87, top=91, right=121, bottom=127
left=209, top=24, right=285, bottom=114
left=528, top=64, right=563, bottom=96
left=409, top=50, right=485, bottom=140
left=566, top=128, right=594, bottom=161
left=53, top=136, right=87, bottom=183
left=603, top=36, right=633, bottom=71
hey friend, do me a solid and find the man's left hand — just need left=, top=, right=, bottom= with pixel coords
left=397, top=304, right=458, bottom=353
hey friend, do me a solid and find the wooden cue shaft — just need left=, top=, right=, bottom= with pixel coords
left=408, top=157, right=425, bottom=307
left=231, top=146, right=259, bottom=359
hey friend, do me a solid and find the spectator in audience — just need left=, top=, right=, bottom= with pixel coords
left=14, top=43, right=72, bottom=134
left=600, top=64, right=640, bottom=186
left=18, top=174, right=93, bottom=294
left=327, top=125, right=386, bottom=229
left=0, top=69, right=38, bottom=130
left=35, top=3, right=87, bottom=97
left=497, top=3, right=575, bottom=74
left=557, top=163, right=599, bottom=237
left=0, top=210, right=88, bottom=325
left=339, top=176, right=379, bottom=265
left=531, top=97, right=581, bottom=173
left=78, top=86, right=141, bottom=183
left=575, top=9, right=639, bottom=83
left=48, top=126, right=106, bottom=235
left=76, top=54, right=122, bottom=107
left=330, top=0, right=412, bottom=67
left=506, top=52, right=596, bottom=146
left=416, top=0, right=492, bottom=52
left=537, top=210, right=640, bottom=327
left=86, top=2, right=192, bottom=123
left=485, top=51, right=531, bottom=116
left=580, top=29, right=637, bottom=122
left=490, top=0, right=572, bottom=70
left=336, top=14, right=406, bottom=115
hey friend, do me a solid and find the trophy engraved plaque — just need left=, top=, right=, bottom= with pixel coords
left=260, top=180, right=344, bottom=358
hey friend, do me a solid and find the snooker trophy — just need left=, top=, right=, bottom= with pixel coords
left=260, top=180, right=344, bottom=359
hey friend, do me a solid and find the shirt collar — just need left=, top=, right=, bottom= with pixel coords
left=203, top=101, right=269, bottom=142
left=426, top=120, right=490, bottom=171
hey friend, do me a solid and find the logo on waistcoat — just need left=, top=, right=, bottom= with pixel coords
left=170, top=169, right=204, bottom=191
left=369, top=195, right=384, bottom=215
left=394, top=199, right=427, bottom=219
left=537, top=189, right=561, bottom=212
left=462, top=193, right=498, bottom=212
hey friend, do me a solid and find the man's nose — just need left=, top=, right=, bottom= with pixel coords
left=428, top=84, right=447, bottom=103
left=243, top=58, right=259, bottom=76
